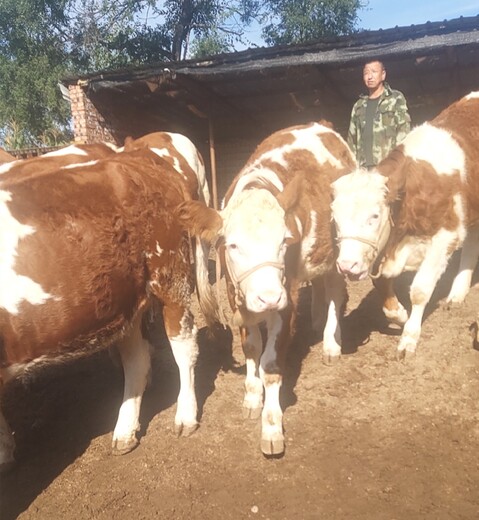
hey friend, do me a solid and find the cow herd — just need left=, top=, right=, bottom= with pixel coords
left=0, top=92, right=478, bottom=470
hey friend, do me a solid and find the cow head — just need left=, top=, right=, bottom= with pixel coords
left=331, top=170, right=392, bottom=280
left=177, top=176, right=301, bottom=318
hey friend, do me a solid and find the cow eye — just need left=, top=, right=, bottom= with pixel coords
left=227, top=243, right=238, bottom=250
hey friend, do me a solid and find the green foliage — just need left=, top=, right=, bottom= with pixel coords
left=190, top=32, right=233, bottom=58
left=261, top=0, right=366, bottom=45
left=0, top=0, right=73, bottom=147
left=0, top=0, right=365, bottom=147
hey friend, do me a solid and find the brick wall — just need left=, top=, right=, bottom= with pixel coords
left=68, top=83, right=117, bottom=144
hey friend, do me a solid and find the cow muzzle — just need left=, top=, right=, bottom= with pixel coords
left=226, top=255, right=287, bottom=313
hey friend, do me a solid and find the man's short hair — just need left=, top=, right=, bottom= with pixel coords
left=363, top=60, right=385, bottom=72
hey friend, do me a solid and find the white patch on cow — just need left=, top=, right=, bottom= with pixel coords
left=43, top=145, right=89, bottom=158
left=381, top=236, right=430, bottom=277
left=104, top=142, right=121, bottom=152
left=167, top=133, right=199, bottom=175
left=403, top=124, right=466, bottom=178
left=250, top=123, right=345, bottom=173
left=294, top=216, right=303, bottom=236
left=259, top=312, right=284, bottom=452
left=301, top=210, right=318, bottom=270
left=0, top=160, right=20, bottom=175
left=0, top=190, right=54, bottom=314
left=150, top=147, right=185, bottom=179
left=465, top=92, right=479, bottom=100
left=169, top=310, right=199, bottom=432
left=161, top=133, right=210, bottom=206
left=155, top=242, right=163, bottom=257
left=62, top=160, right=98, bottom=169
left=452, top=193, right=467, bottom=242
left=112, top=312, right=151, bottom=452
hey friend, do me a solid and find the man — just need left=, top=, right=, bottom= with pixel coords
left=348, top=60, right=411, bottom=169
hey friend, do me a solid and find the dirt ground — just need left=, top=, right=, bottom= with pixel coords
left=1, top=253, right=479, bottom=520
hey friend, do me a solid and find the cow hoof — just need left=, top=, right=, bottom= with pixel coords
left=323, top=352, right=341, bottom=366
left=384, top=308, right=408, bottom=326
left=112, top=436, right=139, bottom=455
left=242, top=406, right=262, bottom=420
left=175, top=423, right=199, bottom=437
left=396, top=347, right=416, bottom=361
left=261, top=437, right=285, bottom=457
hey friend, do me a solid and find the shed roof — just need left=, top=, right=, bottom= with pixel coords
left=62, top=15, right=479, bottom=141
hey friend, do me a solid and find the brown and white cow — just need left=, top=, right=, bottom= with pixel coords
left=177, top=122, right=357, bottom=455
left=0, top=134, right=219, bottom=328
left=0, top=142, right=119, bottom=182
left=331, top=92, right=479, bottom=359
left=122, top=132, right=218, bottom=327
left=0, top=146, right=218, bottom=471
left=123, top=131, right=211, bottom=206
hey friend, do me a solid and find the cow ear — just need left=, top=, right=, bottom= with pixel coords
left=380, top=147, right=408, bottom=202
left=176, top=200, right=223, bottom=243
left=277, top=175, right=303, bottom=213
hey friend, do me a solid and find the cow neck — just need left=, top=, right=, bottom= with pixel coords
left=368, top=211, right=395, bottom=279
left=369, top=189, right=405, bottom=278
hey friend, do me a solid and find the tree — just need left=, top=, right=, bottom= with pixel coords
left=261, top=0, right=366, bottom=46
left=0, top=0, right=365, bottom=148
left=0, top=0, right=73, bottom=147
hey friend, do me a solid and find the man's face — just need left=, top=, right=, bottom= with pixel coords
left=363, top=61, right=386, bottom=90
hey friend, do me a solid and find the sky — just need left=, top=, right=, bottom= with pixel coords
left=357, top=0, right=479, bottom=30
left=239, top=1, right=479, bottom=48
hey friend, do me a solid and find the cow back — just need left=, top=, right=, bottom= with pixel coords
left=0, top=150, right=192, bottom=369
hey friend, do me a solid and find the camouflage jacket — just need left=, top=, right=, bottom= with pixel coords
left=347, top=82, right=411, bottom=167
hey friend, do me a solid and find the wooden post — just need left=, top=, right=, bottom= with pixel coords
left=208, top=118, right=219, bottom=210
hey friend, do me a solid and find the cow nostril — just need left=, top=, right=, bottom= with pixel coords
left=337, top=260, right=357, bottom=275
left=258, top=292, right=282, bottom=306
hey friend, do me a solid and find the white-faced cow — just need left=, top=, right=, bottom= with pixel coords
left=331, top=92, right=479, bottom=359
left=177, top=122, right=357, bottom=455
left=0, top=145, right=218, bottom=471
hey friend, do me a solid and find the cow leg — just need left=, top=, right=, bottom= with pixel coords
left=0, top=392, right=15, bottom=471
left=447, top=224, right=479, bottom=303
left=112, top=310, right=152, bottom=455
left=260, top=311, right=290, bottom=456
left=310, top=276, right=325, bottom=333
left=164, top=305, right=199, bottom=437
left=373, top=276, right=408, bottom=326
left=321, top=271, right=347, bottom=365
left=241, top=324, right=264, bottom=419
left=398, top=231, right=456, bottom=359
